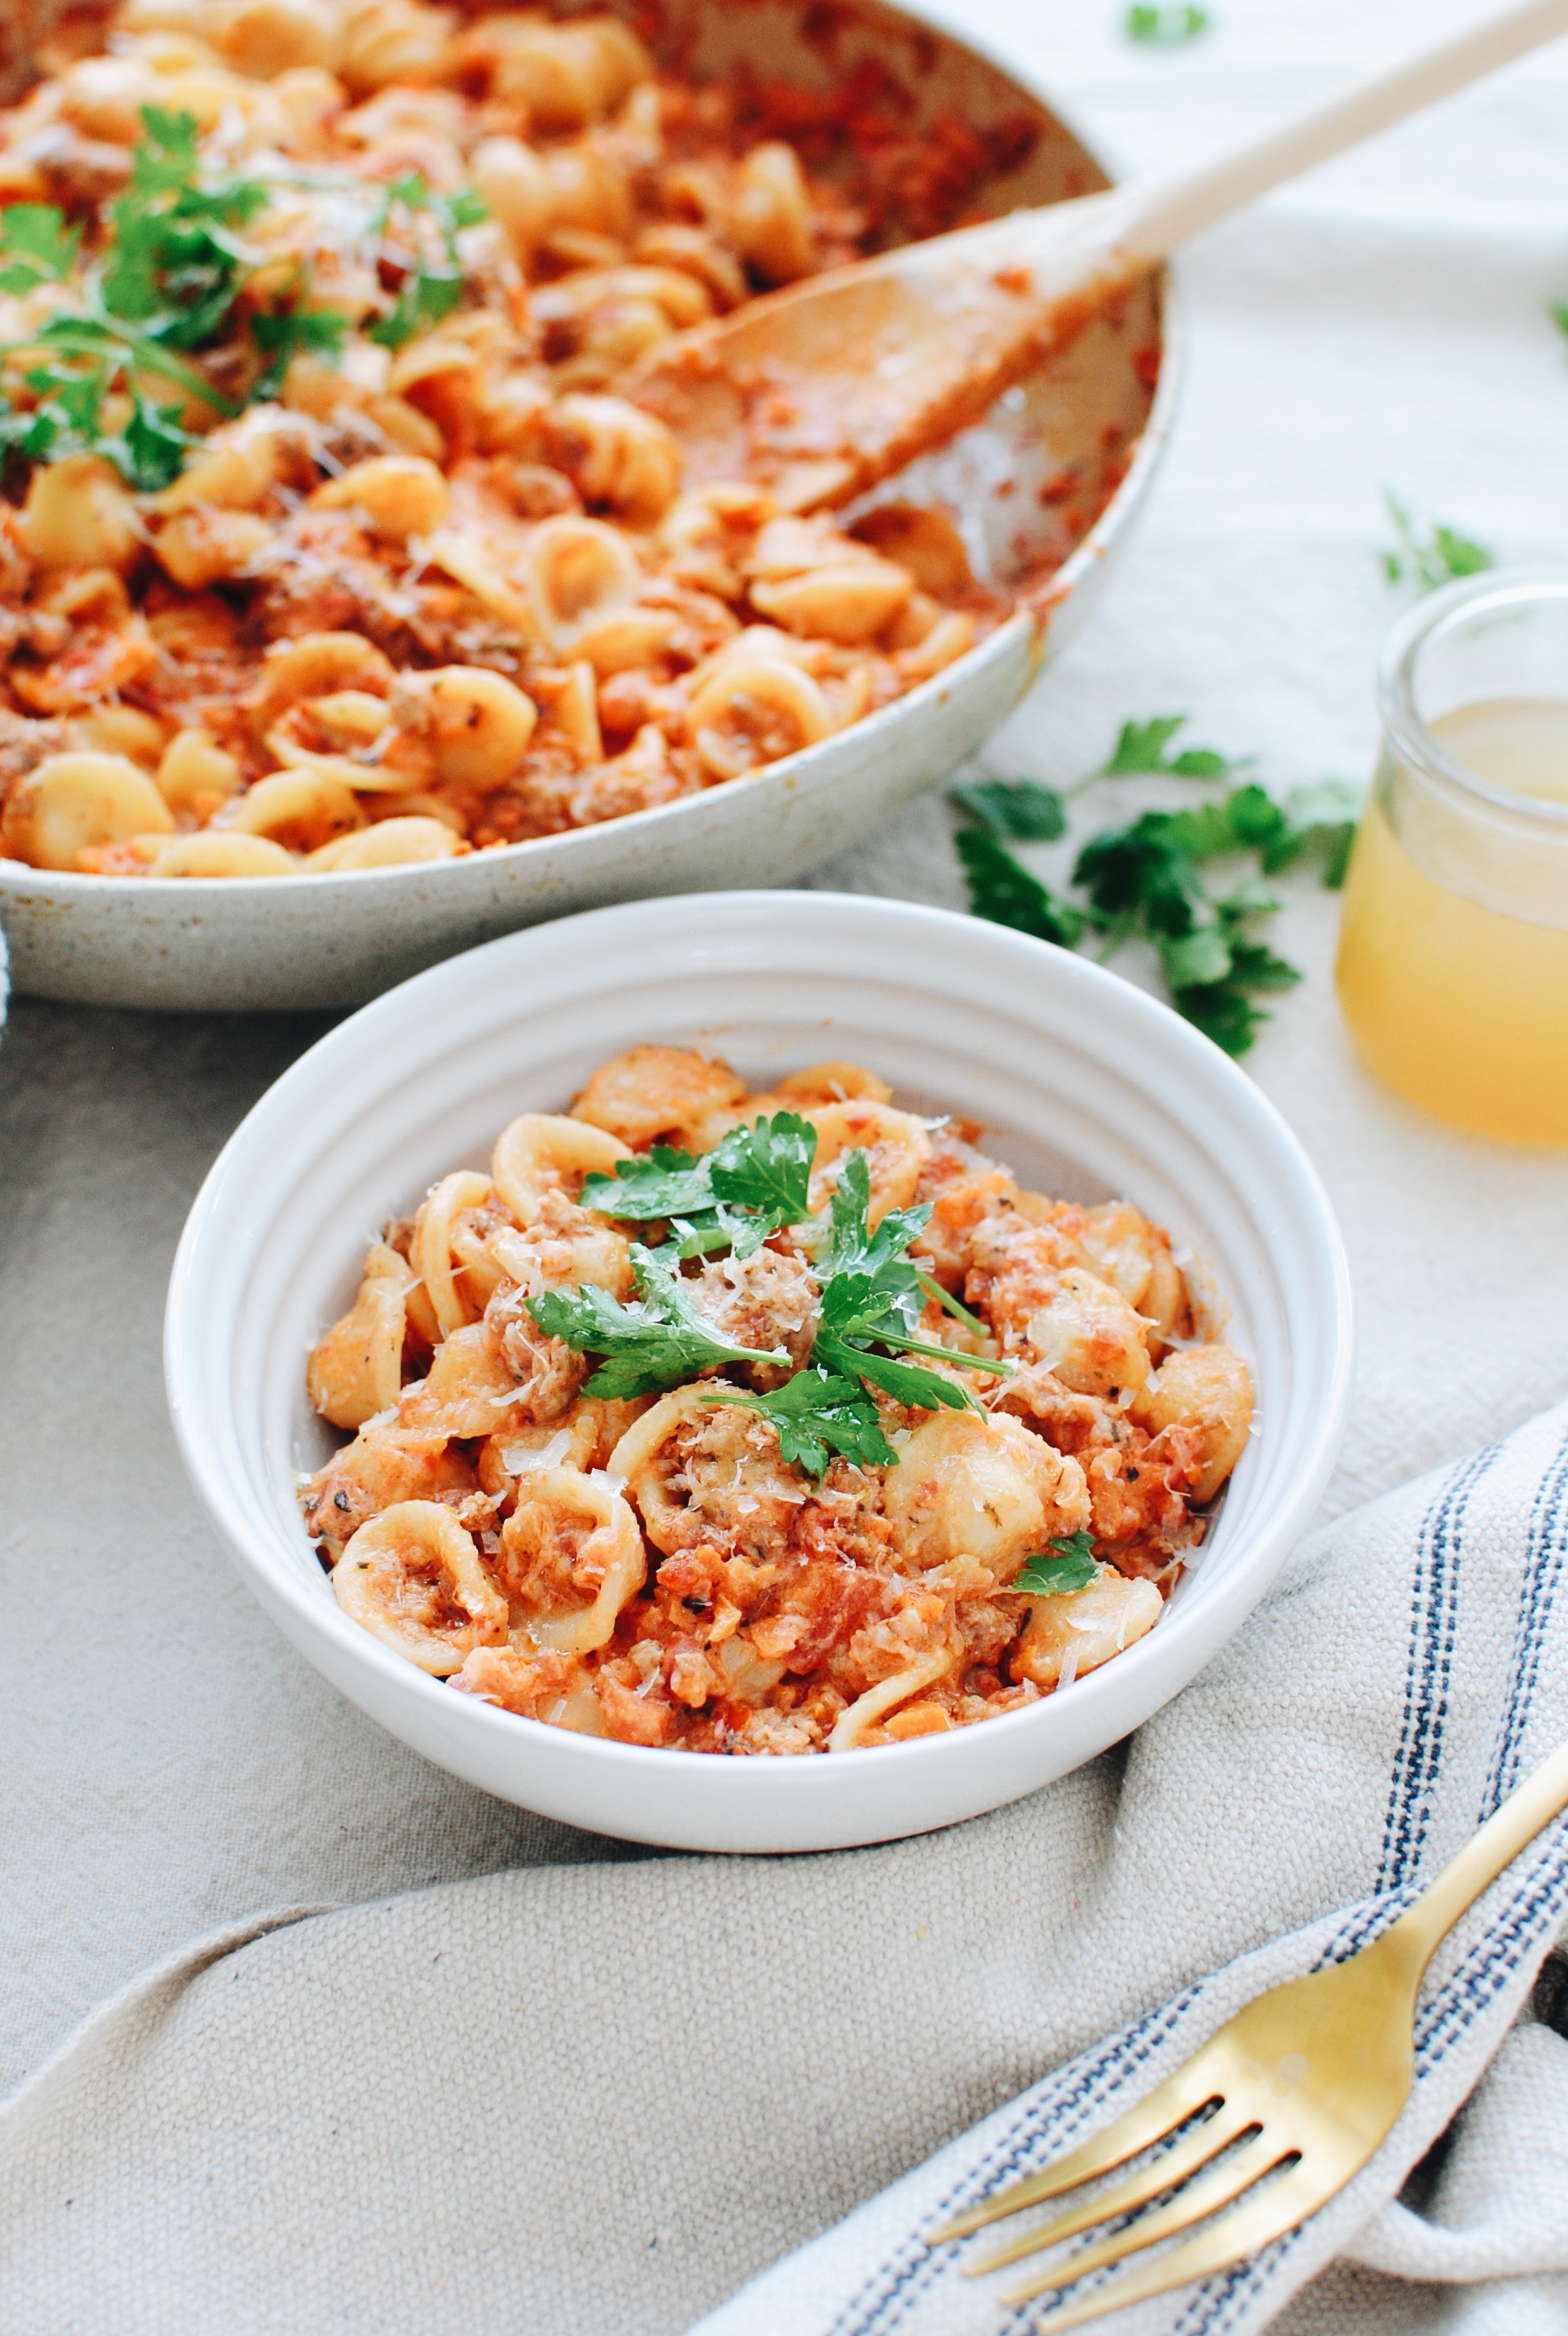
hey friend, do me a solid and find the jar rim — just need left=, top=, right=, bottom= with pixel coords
left=1377, top=566, right=1568, bottom=832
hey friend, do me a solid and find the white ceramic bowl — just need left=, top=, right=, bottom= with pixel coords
left=165, top=891, right=1352, bottom=1853
left=0, top=0, right=1175, bottom=1013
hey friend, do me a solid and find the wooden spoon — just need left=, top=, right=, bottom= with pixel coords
left=628, top=0, right=1568, bottom=513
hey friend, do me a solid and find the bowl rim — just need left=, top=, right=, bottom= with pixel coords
left=165, top=889, right=1354, bottom=1806
left=0, top=2, right=1183, bottom=908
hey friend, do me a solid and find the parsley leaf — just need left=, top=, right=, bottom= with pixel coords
left=949, top=776, right=1066, bottom=841
left=708, top=1111, right=815, bottom=1220
left=98, top=386, right=201, bottom=491
left=915, top=1266, right=990, bottom=1339
left=0, top=203, right=81, bottom=293
left=1261, top=778, right=1364, bottom=889
left=579, top=1144, right=714, bottom=1220
left=956, top=826, right=1085, bottom=949
left=809, top=1152, right=995, bottom=1411
left=1126, top=3, right=1211, bottom=40
left=1101, top=714, right=1250, bottom=779
left=704, top=1366, right=895, bottom=1477
left=527, top=1241, right=787, bottom=1398
left=812, top=1328, right=978, bottom=1415
left=1382, top=489, right=1493, bottom=594
left=365, top=173, right=488, bottom=349
left=1011, top=1531, right=1098, bottom=1594
left=815, top=1150, right=928, bottom=1280
left=248, top=302, right=348, bottom=398
left=580, top=1114, right=817, bottom=1261
left=0, top=105, right=279, bottom=487
left=102, top=108, right=268, bottom=352
left=1075, top=794, right=1304, bottom=1056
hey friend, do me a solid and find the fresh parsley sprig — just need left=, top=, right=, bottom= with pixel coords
left=951, top=724, right=1362, bottom=1057
left=101, top=106, right=268, bottom=352
left=0, top=117, right=487, bottom=487
left=954, top=826, right=1085, bottom=950
left=365, top=174, right=489, bottom=350
left=1100, top=714, right=1251, bottom=780
left=248, top=299, right=348, bottom=399
left=528, top=1241, right=789, bottom=1399
left=541, top=1128, right=1008, bottom=1469
left=807, top=1151, right=1005, bottom=1412
left=703, top=1366, right=895, bottom=1475
left=580, top=1112, right=816, bottom=1260
left=0, top=203, right=81, bottom=294
left=1011, top=1529, right=1098, bottom=1595
left=1382, top=489, right=1493, bottom=594
left=1074, top=793, right=1304, bottom=1054
left=949, top=775, right=1065, bottom=840
left=1127, top=5, right=1211, bottom=43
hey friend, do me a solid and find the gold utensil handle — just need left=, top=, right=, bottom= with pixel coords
left=1385, top=1737, right=1568, bottom=1975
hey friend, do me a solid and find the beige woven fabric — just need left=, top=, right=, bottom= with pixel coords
left=1, top=1404, right=1565, bottom=2335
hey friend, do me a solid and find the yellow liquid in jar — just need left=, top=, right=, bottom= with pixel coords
left=1336, top=699, right=1568, bottom=1144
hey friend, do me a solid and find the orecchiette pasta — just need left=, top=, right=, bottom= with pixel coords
left=0, top=751, right=173, bottom=870
left=332, top=1500, right=508, bottom=1674
left=302, top=1045, right=1254, bottom=1753
left=0, top=5, right=1028, bottom=879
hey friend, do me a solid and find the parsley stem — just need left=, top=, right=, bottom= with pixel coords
left=869, top=1328, right=1016, bottom=1378
left=914, top=1269, right=993, bottom=1342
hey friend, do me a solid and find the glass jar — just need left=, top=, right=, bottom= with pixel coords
left=1336, top=569, right=1568, bottom=1144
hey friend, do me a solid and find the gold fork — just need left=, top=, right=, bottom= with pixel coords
left=929, top=1739, right=1568, bottom=2327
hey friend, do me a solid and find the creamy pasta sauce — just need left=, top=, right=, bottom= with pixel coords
left=0, top=2, right=1032, bottom=878
left=301, top=1045, right=1254, bottom=1753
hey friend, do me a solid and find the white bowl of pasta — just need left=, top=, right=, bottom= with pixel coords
left=166, top=889, right=1352, bottom=1853
left=0, top=0, right=1171, bottom=1011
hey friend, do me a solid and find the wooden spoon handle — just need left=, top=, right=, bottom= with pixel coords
left=1114, top=0, right=1568, bottom=261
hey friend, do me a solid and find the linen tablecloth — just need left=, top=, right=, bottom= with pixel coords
left=2, top=0, right=1567, bottom=2325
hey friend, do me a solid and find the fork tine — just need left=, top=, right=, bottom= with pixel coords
left=997, top=2157, right=1322, bottom=2323
left=994, top=2127, right=1281, bottom=2294
left=965, top=2100, right=1261, bottom=2274
left=929, top=2048, right=1230, bottom=2242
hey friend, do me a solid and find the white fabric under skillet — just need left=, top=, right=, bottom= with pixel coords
left=1, top=1404, right=1565, bottom=2336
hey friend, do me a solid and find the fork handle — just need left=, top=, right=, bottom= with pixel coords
left=1381, top=1738, right=1568, bottom=1977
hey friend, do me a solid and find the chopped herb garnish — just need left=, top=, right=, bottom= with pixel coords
left=581, top=1141, right=721, bottom=1220
left=98, top=385, right=202, bottom=492
left=100, top=106, right=268, bottom=352
left=528, top=1241, right=787, bottom=1398
left=365, top=173, right=489, bottom=349
left=704, top=1366, right=895, bottom=1477
left=581, top=1112, right=816, bottom=1259
left=809, top=1151, right=1003, bottom=1410
left=538, top=1127, right=1007, bottom=1445
left=811, top=1329, right=977, bottom=1415
left=915, top=1267, right=990, bottom=1341
left=1382, top=490, right=1493, bottom=593
left=0, top=120, right=486, bottom=486
left=1127, top=5, right=1211, bottom=44
left=248, top=301, right=348, bottom=399
left=0, top=203, right=81, bottom=294
left=1011, top=1530, right=1099, bottom=1595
